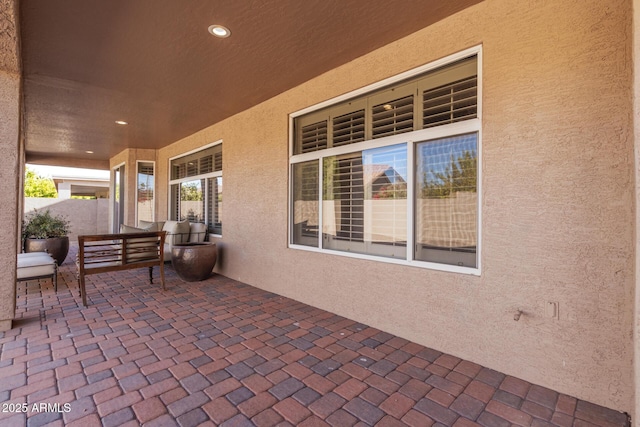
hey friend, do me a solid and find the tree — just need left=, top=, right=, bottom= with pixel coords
left=180, top=182, right=203, bottom=201
left=421, top=150, right=477, bottom=198
left=24, top=168, right=57, bottom=198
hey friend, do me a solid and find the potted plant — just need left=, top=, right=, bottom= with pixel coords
left=22, top=209, right=70, bottom=265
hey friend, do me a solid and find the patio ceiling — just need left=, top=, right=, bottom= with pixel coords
left=18, top=0, right=482, bottom=168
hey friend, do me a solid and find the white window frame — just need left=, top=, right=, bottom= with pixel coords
left=135, top=160, right=155, bottom=225
left=288, top=46, right=482, bottom=275
left=111, top=161, right=126, bottom=234
left=168, top=140, right=223, bottom=237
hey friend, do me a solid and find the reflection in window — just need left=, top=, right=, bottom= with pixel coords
left=169, top=143, right=223, bottom=235
left=289, top=52, right=480, bottom=271
left=292, top=161, right=319, bottom=247
left=137, top=162, right=154, bottom=223
left=415, top=134, right=477, bottom=267
left=179, top=180, right=204, bottom=223
left=322, top=143, right=407, bottom=258
left=207, top=177, right=222, bottom=235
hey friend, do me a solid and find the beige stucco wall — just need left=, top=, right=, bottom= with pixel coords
left=634, top=0, right=640, bottom=418
left=0, top=0, right=20, bottom=331
left=109, top=148, right=156, bottom=231
left=24, top=198, right=109, bottom=241
left=144, top=0, right=636, bottom=412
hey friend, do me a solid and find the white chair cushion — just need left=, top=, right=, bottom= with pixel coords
left=17, top=253, right=56, bottom=279
left=19, top=252, right=52, bottom=258
left=189, top=223, right=207, bottom=243
left=137, top=220, right=165, bottom=232
left=162, top=220, right=190, bottom=245
left=120, top=224, right=145, bottom=233
left=118, top=225, right=161, bottom=261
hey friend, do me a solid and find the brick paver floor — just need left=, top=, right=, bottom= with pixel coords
left=0, top=245, right=630, bottom=426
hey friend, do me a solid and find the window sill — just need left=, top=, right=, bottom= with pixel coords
left=288, top=243, right=480, bottom=276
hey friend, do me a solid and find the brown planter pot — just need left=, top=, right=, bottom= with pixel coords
left=171, top=242, right=217, bottom=282
left=24, top=236, right=70, bottom=266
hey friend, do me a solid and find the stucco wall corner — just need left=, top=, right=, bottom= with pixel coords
left=633, top=0, right=640, bottom=421
left=0, top=70, right=20, bottom=329
left=0, top=0, right=19, bottom=74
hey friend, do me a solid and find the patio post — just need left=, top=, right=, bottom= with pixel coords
left=0, top=0, right=22, bottom=331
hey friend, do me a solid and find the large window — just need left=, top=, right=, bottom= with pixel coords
left=290, top=49, right=480, bottom=272
left=169, top=143, right=222, bottom=235
left=136, top=161, right=154, bottom=224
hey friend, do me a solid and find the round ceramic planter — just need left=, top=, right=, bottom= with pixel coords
left=171, top=242, right=217, bottom=282
left=24, top=236, right=69, bottom=266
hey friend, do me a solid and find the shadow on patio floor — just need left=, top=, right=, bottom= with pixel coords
left=1, top=244, right=630, bottom=426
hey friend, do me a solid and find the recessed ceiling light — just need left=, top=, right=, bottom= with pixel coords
left=115, top=120, right=128, bottom=125
left=208, top=25, right=231, bottom=38
left=85, top=151, right=94, bottom=154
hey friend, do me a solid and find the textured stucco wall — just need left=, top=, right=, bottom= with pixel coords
left=634, top=0, right=640, bottom=419
left=0, top=0, right=20, bottom=331
left=0, top=70, right=20, bottom=331
left=0, top=0, right=19, bottom=75
left=109, top=149, right=156, bottom=231
left=24, top=198, right=109, bottom=240
left=149, top=0, right=635, bottom=412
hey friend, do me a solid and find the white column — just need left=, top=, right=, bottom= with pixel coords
left=58, top=182, right=72, bottom=199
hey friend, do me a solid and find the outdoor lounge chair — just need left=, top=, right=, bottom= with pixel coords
left=17, top=252, right=58, bottom=291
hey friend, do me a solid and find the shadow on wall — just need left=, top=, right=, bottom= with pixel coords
left=24, top=198, right=109, bottom=241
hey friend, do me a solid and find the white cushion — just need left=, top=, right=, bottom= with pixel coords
left=189, top=223, right=207, bottom=243
left=119, top=227, right=160, bottom=261
left=18, top=253, right=55, bottom=267
left=162, top=220, right=190, bottom=245
left=120, top=224, right=146, bottom=233
left=17, top=253, right=55, bottom=279
left=163, top=243, right=172, bottom=262
left=19, top=252, right=52, bottom=258
left=137, top=220, right=165, bottom=232
left=82, top=260, right=121, bottom=270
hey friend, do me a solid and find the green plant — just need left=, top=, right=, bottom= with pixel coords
left=24, top=167, right=57, bottom=198
left=22, top=209, right=70, bottom=239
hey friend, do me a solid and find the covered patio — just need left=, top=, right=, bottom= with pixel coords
left=2, top=0, right=640, bottom=424
left=0, top=246, right=628, bottom=426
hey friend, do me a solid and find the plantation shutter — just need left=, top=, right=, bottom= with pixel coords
left=138, top=163, right=154, bottom=176
left=170, top=184, right=180, bottom=220
left=200, top=155, right=213, bottom=174
left=171, top=145, right=222, bottom=179
left=420, top=56, right=478, bottom=128
left=295, top=105, right=326, bottom=154
left=186, top=161, right=198, bottom=177
left=369, top=82, right=416, bottom=139
left=303, top=121, right=328, bottom=153
left=214, top=151, right=222, bottom=171
left=328, top=154, right=364, bottom=243
left=206, top=177, right=222, bottom=234
left=292, top=161, right=319, bottom=246
left=333, top=110, right=365, bottom=146
left=331, top=99, right=367, bottom=147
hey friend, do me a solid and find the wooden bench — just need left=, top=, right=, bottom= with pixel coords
left=77, top=231, right=166, bottom=306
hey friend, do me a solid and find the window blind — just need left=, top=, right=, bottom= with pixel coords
left=171, top=144, right=223, bottom=179
left=328, top=155, right=364, bottom=242
left=423, top=76, right=477, bottom=128
left=300, top=121, right=328, bottom=153
left=371, top=95, right=414, bottom=139
left=333, top=110, right=365, bottom=146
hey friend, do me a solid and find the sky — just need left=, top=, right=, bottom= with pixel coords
left=26, top=164, right=110, bottom=180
